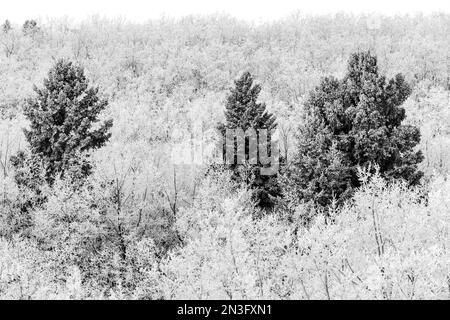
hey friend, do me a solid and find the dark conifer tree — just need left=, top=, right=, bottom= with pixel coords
left=218, top=71, right=280, bottom=210
left=14, top=59, right=113, bottom=185
left=222, top=71, right=277, bottom=131
left=287, top=51, right=423, bottom=209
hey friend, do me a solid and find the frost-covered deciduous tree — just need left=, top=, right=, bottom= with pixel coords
left=22, top=20, right=39, bottom=37
left=2, top=20, right=11, bottom=34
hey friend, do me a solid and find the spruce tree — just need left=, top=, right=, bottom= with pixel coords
left=17, top=59, right=113, bottom=184
left=287, top=51, right=423, bottom=209
left=222, top=71, right=276, bottom=131
left=218, top=71, right=280, bottom=209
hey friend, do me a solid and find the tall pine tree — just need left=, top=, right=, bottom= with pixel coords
left=15, top=59, right=113, bottom=185
left=218, top=71, right=280, bottom=210
left=286, top=51, right=423, bottom=209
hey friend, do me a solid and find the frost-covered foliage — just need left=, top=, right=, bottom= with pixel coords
left=0, top=14, right=449, bottom=300
left=154, top=170, right=450, bottom=300
left=404, top=80, right=450, bottom=177
left=0, top=163, right=449, bottom=299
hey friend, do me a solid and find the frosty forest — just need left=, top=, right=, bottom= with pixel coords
left=0, top=12, right=449, bottom=300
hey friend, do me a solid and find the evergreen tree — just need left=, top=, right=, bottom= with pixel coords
left=222, top=71, right=276, bottom=131
left=287, top=51, right=423, bottom=209
left=16, top=59, right=113, bottom=184
left=218, top=71, right=280, bottom=210
left=2, top=20, right=11, bottom=33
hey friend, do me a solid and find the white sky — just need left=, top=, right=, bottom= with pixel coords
left=1, top=0, right=449, bottom=23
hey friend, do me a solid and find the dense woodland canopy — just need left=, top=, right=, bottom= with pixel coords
left=0, top=14, right=449, bottom=299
